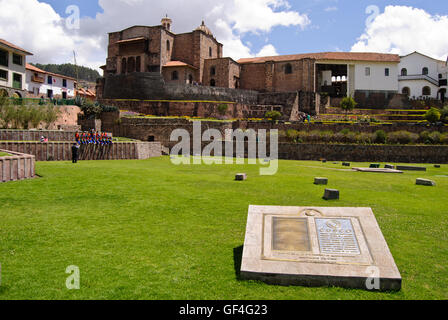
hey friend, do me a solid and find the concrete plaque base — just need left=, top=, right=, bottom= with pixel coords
left=240, top=206, right=402, bottom=291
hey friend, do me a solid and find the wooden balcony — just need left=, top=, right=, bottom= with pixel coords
left=31, top=75, right=45, bottom=83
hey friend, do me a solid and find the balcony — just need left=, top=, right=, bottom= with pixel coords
left=31, top=75, right=45, bottom=83
left=398, top=74, right=439, bottom=86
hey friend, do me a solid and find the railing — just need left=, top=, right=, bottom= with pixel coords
left=398, top=74, right=439, bottom=86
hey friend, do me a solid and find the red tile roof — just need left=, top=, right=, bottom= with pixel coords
left=0, top=39, right=33, bottom=55
left=163, top=61, right=198, bottom=69
left=26, top=63, right=77, bottom=81
left=237, top=52, right=401, bottom=64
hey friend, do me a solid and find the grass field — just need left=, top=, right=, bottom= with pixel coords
left=0, top=157, right=447, bottom=300
left=0, top=152, right=12, bottom=157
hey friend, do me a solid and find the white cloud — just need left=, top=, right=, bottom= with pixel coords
left=351, top=5, right=448, bottom=60
left=256, top=44, right=279, bottom=57
left=0, top=0, right=310, bottom=70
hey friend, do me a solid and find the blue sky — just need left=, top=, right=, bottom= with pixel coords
left=38, top=0, right=448, bottom=56
left=2, top=0, right=447, bottom=69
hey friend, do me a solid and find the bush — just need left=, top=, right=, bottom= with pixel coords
left=387, top=131, right=419, bottom=145
left=428, top=131, right=441, bottom=144
left=265, top=111, right=282, bottom=122
left=441, top=133, right=448, bottom=144
left=217, top=104, right=229, bottom=115
left=340, top=97, right=357, bottom=115
left=441, top=106, right=448, bottom=123
left=373, top=130, right=387, bottom=144
left=420, top=131, right=430, bottom=144
left=424, top=107, right=441, bottom=123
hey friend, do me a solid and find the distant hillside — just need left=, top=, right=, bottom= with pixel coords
left=31, top=63, right=101, bottom=82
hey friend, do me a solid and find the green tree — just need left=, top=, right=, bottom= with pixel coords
left=340, top=96, right=357, bottom=116
left=265, top=110, right=282, bottom=122
left=424, top=107, right=441, bottom=124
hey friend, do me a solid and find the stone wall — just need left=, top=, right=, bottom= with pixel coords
left=277, top=143, right=448, bottom=164
left=0, top=142, right=162, bottom=161
left=0, top=130, right=77, bottom=142
left=101, top=72, right=259, bottom=103
left=0, top=149, right=35, bottom=183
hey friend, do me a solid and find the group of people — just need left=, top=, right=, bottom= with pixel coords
left=75, top=131, right=113, bottom=146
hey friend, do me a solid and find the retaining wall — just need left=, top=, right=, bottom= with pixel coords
left=0, top=130, right=77, bottom=142
left=277, top=143, right=448, bottom=164
left=0, top=142, right=162, bottom=161
left=0, top=149, right=35, bottom=183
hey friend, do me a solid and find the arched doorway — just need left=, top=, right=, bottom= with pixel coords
left=127, top=57, right=136, bottom=73
left=439, top=88, right=446, bottom=103
left=13, top=91, right=22, bottom=98
left=210, top=79, right=216, bottom=87
left=402, top=87, right=410, bottom=97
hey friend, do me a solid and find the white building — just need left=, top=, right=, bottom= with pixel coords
left=398, top=51, right=448, bottom=101
left=25, top=64, right=76, bottom=99
left=0, top=39, right=33, bottom=98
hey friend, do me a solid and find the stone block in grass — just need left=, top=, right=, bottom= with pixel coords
left=323, top=189, right=339, bottom=200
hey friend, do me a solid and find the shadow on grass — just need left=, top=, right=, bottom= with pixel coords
left=233, top=245, right=244, bottom=281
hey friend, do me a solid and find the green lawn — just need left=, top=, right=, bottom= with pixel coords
left=0, top=152, right=12, bottom=157
left=0, top=157, right=447, bottom=300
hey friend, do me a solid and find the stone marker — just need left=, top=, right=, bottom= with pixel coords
left=396, top=165, right=426, bottom=171
left=314, top=177, right=328, bottom=185
left=323, top=189, right=339, bottom=200
left=353, top=168, right=403, bottom=174
left=322, top=160, right=327, bottom=163
left=342, top=162, right=351, bottom=167
left=241, top=206, right=402, bottom=291
left=370, top=164, right=380, bottom=168
left=385, top=164, right=395, bottom=169
left=416, top=178, right=436, bottom=186
left=434, top=165, right=441, bottom=168
left=235, top=173, right=247, bottom=181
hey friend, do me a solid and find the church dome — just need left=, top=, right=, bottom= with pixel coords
left=195, top=21, right=213, bottom=36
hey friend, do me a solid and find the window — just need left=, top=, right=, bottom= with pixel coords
left=285, top=63, right=293, bottom=75
left=172, top=71, right=178, bottom=80
left=121, top=58, right=127, bottom=74
left=401, top=68, right=407, bottom=76
left=136, top=56, right=141, bottom=72
left=210, top=66, right=216, bottom=76
left=210, top=79, right=216, bottom=87
left=422, top=67, right=429, bottom=75
left=47, top=89, right=53, bottom=98
left=12, top=54, right=23, bottom=66
left=209, top=47, right=212, bottom=57
left=365, top=67, right=371, bottom=76
left=167, top=40, right=171, bottom=52
left=127, top=57, right=135, bottom=73
left=62, top=92, right=67, bottom=99
left=12, top=73, right=22, bottom=89
left=62, top=79, right=67, bottom=88
left=0, top=69, right=7, bottom=81
left=422, top=86, right=431, bottom=96
left=439, top=73, right=443, bottom=79
left=0, top=49, right=8, bottom=67
left=188, top=74, right=193, bottom=84
left=47, top=75, right=53, bottom=85
left=402, top=87, right=410, bottom=96
left=385, top=68, right=390, bottom=77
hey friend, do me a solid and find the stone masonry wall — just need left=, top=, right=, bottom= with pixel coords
left=0, top=142, right=162, bottom=161
left=0, top=149, right=35, bottom=183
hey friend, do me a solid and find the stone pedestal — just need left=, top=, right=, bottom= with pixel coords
left=416, top=178, right=436, bottom=186
left=235, top=173, right=247, bottom=181
left=314, top=177, right=328, bottom=185
left=241, top=206, right=402, bottom=291
left=323, top=189, right=339, bottom=200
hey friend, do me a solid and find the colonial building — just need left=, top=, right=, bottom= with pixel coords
left=103, top=16, right=223, bottom=85
left=0, top=39, right=33, bottom=98
left=398, top=51, right=448, bottom=102
left=25, top=64, right=76, bottom=99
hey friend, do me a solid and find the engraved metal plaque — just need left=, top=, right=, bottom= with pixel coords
left=315, top=218, right=360, bottom=255
left=272, top=217, right=310, bottom=252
